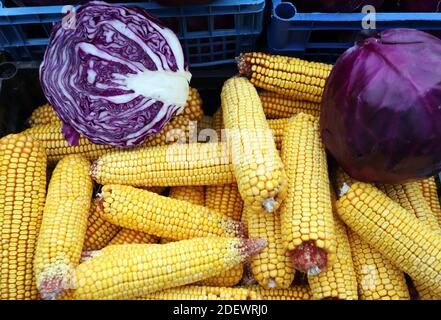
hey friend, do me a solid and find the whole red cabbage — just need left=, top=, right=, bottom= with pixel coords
left=320, top=29, right=441, bottom=184
left=400, top=0, right=441, bottom=12
left=40, top=1, right=191, bottom=147
left=294, top=0, right=384, bottom=12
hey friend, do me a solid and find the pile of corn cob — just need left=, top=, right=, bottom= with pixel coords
left=1, top=52, right=440, bottom=300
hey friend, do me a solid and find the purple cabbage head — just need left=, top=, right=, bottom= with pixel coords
left=294, top=0, right=384, bottom=12
left=400, top=0, right=441, bottom=12
left=320, top=29, right=441, bottom=184
left=40, top=1, right=191, bottom=147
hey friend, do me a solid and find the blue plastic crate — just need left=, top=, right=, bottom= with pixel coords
left=0, top=0, right=264, bottom=67
left=268, top=0, right=441, bottom=63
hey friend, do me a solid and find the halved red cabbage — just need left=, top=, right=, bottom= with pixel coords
left=320, top=29, right=441, bottom=184
left=40, top=1, right=191, bottom=147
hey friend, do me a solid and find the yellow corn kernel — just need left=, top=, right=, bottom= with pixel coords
left=237, top=52, right=332, bottom=103
left=181, top=87, right=204, bottom=122
left=71, top=237, right=266, bottom=299
left=221, top=76, right=287, bottom=213
left=205, top=184, right=243, bottom=221
left=83, top=198, right=121, bottom=251
left=348, top=230, right=409, bottom=300
left=99, top=185, right=244, bottom=240
left=279, top=114, right=335, bottom=275
left=0, top=134, right=47, bottom=300
left=419, top=177, right=441, bottom=228
left=251, top=285, right=312, bottom=300
left=139, top=285, right=261, bottom=300
left=91, top=142, right=234, bottom=187
left=244, top=207, right=296, bottom=289
left=268, top=118, right=288, bottom=150
left=28, top=103, right=60, bottom=126
left=308, top=216, right=358, bottom=300
left=108, top=228, right=157, bottom=245
left=169, top=186, right=205, bottom=206
left=259, top=91, right=321, bottom=119
left=377, top=182, right=440, bottom=232
left=336, top=182, right=441, bottom=299
left=34, top=155, right=93, bottom=300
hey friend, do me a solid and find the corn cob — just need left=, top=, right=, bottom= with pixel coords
left=70, top=237, right=266, bottom=299
left=377, top=182, right=440, bottom=232
left=24, top=123, right=113, bottom=164
left=34, top=155, right=93, bottom=300
left=221, top=76, right=286, bottom=213
left=377, top=182, right=441, bottom=299
left=28, top=103, right=60, bottom=126
left=237, top=52, right=332, bottom=103
left=83, top=199, right=121, bottom=251
left=169, top=186, right=206, bottom=206
left=139, top=286, right=261, bottom=300
left=168, top=184, right=242, bottom=286
left=348, top=230, right=410, bottom=300
left=98, top=184, right=244, bottom=240
left=0, top=134, right=47, bottom=300
left=205, top=184, right=243, bottom=221
left=259, top=91, right=321, bottom=119
left=251, top=285, right=312, bottom=300
left=419, top=177, right=441, bottom=228
left=268, top=118, right=288, bottom=150
left=108, top=228, right=157, bottom=245
left=279, top=114, right=335, bottom=275
left=244, top=207, right=296, bottom=289
left=91, top=142, right=234, bottom=187
left=336, top=182, right=441, bottom=299
left=24, top=117, right=193, bottom=165
left=308, top=215, right=358, bottom=300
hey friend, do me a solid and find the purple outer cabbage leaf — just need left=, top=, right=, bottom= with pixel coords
left=320, top=29, right=441, bottom=184
left=294, top=0, right=384, bottom=13
left=40, top=1, right=190, bottom=147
